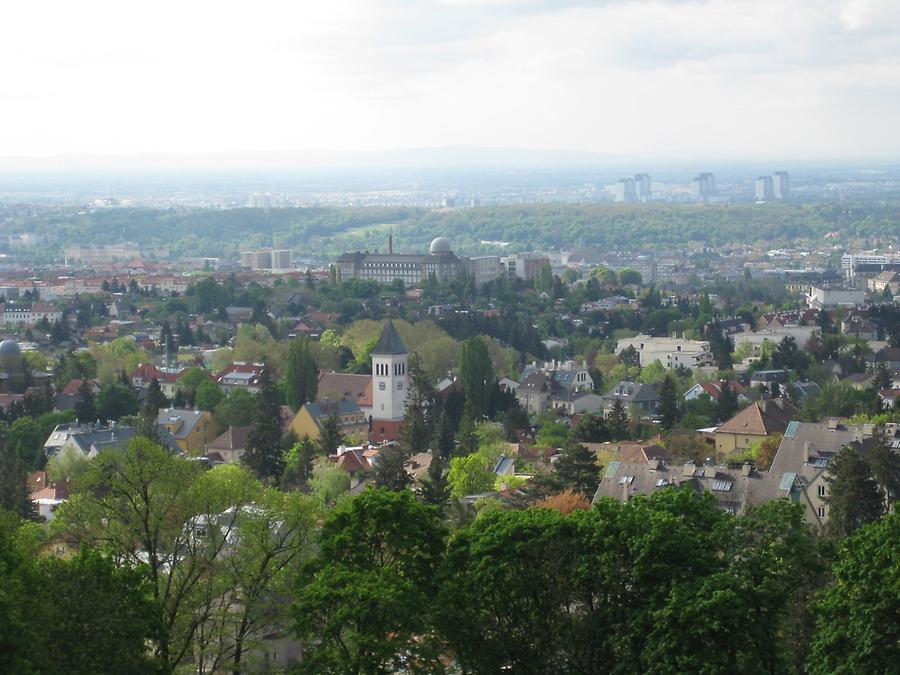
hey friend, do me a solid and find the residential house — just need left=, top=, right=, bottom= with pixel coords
left=316, top=371, right=373, bottom=419
left=683, top=380, right=748, bottom=404
left=867, top=270, right=900, bottom=296
left=840, top=314, right=880, bottom=341
left=714, top=398, right=797, bottom=457
left=130, top=363, right=185, bottom=398
left=768, top=420, right=875, bottom=527
left=615, top=335, right=715, bottom=369
left=552, top=390, right=605, bottom=415
left=601, top=381, right=660, bottom=420
left=289, top=399, right=368, bottom=442
left=592, top=458, right=784, bottom=516
left=55, top=378, right=101, bottom=413
left=216, top=362, right=265, bottom=394
left=515, top=372, right=561, bottom=414
left=28, top=472, right=71, bottom=522
left=205, top=426, right=251, bottom=464
left=868, top=347, right=900, bottom=371
left=157, top=409, right=223, bottom=454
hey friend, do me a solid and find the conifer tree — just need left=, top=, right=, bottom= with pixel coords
left=283, top=337, right=318, bottom=411
left=374, top=444, right=411, bottom=492
left=243, top=364, right=285, bottom=480
left=659, top=374, right=680, bottom=430
left=74, top=379, right=96, bottom=423
left=718, top=379, right=739, bottom=421
left=421, top=455, right=451, bottom=510
left=825, top=446, right=884, bottom=538
left=317, top=412, right=345, bottom=457
left=554, top=440, right=601, bottom=497
left=609, top=399, right=629, bottom=439
left=401, top=355, right=433, bottom=456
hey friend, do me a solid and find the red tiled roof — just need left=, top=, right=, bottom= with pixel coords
left=716, top=398, right=797, bottom=436
left=61, top=379, right=98, bottom=396
left=318, top=371, right=373, bottom=408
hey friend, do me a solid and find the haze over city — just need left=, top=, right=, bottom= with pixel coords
left=3, top=0, right=900, bottom=164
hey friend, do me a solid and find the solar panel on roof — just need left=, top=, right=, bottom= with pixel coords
left=812, top=457, right=829, bottom=468
left=779, top=472, right=797, bottom=491
left=604, top=461, right=621, bottom=479
left=711, top=480, right=733, bottom=492
left=784, top=421, right=800, bottom=438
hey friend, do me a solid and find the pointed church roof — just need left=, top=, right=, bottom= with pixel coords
left=372, top=319, right=407, bottom=355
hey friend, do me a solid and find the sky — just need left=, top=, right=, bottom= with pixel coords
left=2, top=0, right=900, bottom=163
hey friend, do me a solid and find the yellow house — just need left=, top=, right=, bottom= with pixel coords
left=157, top=408, right=224, bottom=454
left=714, top=398, right=796, bottom=459
left=289, top=399, right=368, bottom=443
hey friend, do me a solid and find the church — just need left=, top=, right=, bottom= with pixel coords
left=302, top=319, right=409, bottom=444
left=368, top=319, right=409, bottom=443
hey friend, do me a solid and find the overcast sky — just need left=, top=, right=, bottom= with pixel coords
left=2, top=0, right=899, bottom=162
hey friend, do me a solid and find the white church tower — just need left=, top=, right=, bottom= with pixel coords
left=371, top=319, right=408, bottom=421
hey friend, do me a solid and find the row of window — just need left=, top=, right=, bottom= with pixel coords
left=378, top=381, right=404, bottom=390
left=374, top=362, right=407, bottom=376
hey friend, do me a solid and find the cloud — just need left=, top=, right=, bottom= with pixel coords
left=0, top=0, right=898, bottom=159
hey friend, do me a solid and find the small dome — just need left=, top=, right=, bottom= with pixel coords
left=0, top=340, right=21, bottom=356
left=429, top=237, right=452, bottom=255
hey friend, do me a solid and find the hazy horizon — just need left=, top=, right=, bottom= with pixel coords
left=2, top=1, right=900, bottom=163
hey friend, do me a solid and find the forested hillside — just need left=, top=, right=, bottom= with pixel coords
left=2, top=200, right=898, bottom=259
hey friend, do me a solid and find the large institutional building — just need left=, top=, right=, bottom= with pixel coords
left=336, top=237, right=512, bottom=287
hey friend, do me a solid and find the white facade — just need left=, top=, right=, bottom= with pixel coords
left=372, top=351, right=407, bottom=421
left=806, top=286, right=865, bottom=309
left=616, top=335, right=715, bottom=369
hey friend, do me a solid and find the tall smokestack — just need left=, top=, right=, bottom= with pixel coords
left=388, top=234, right=393, bottom=254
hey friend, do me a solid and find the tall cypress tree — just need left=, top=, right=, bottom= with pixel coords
left=825, top=446, right=884, bottom=538
left=74, top=380, right=96, bottom=423
left=718, top=380, right=739, bottom=421
left=243, top=364, right=285, bottom=480
left=283, top=337, right=318, bottom=412
left=459, top=337, right=494, bottom=420
left=659, top=374, right=680, bottom=430
left=401, top=355, right=433, bottom=456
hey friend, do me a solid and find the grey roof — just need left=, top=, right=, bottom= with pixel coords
left=157, top=409, right=206, bottom=440
left=372, top=319, right=407, bottom=355
left=305, top=399, right=362, bottom=419
left=593, top=459, right=784, bottom=516
left=602, top=381, right=659, bottom=403
left=494, top=456, right=516, bottom=476
left=0, top=339, right=21, bottom=356
left=769, top=421, right=866, bottom=475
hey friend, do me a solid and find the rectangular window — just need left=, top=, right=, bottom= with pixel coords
left=818, top=485, right=826, bottom=497
left=397, top=381, right=403, bottom=390
left=817, top=506, right=825, bottom=518
left=379, top=382, right=386, bottom=390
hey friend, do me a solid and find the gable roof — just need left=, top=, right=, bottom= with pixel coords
left=61, top=378, right=99, bottom=396
left=207, top=426, right=251, bottom=451
left=716, top=398, right=797, bottom=437
left=318, top=371, right=373, bottom=407
left=157, top=409, right=208, bottom=439
left=304, top=398, right=362, bottom=420
left=372, top=319, right=407, bottom=355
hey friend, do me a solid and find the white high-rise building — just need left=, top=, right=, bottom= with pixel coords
left=371, top=319, right=408, bottom=422
left=691, top=172, right=715, bottom=201
left=614, top=178, right=636, bottom=202
left=773, top=171, right=790, bottom=199
left=634, top=173, right=651, bottom=201
left=755, top=176, right=774, bottom=201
